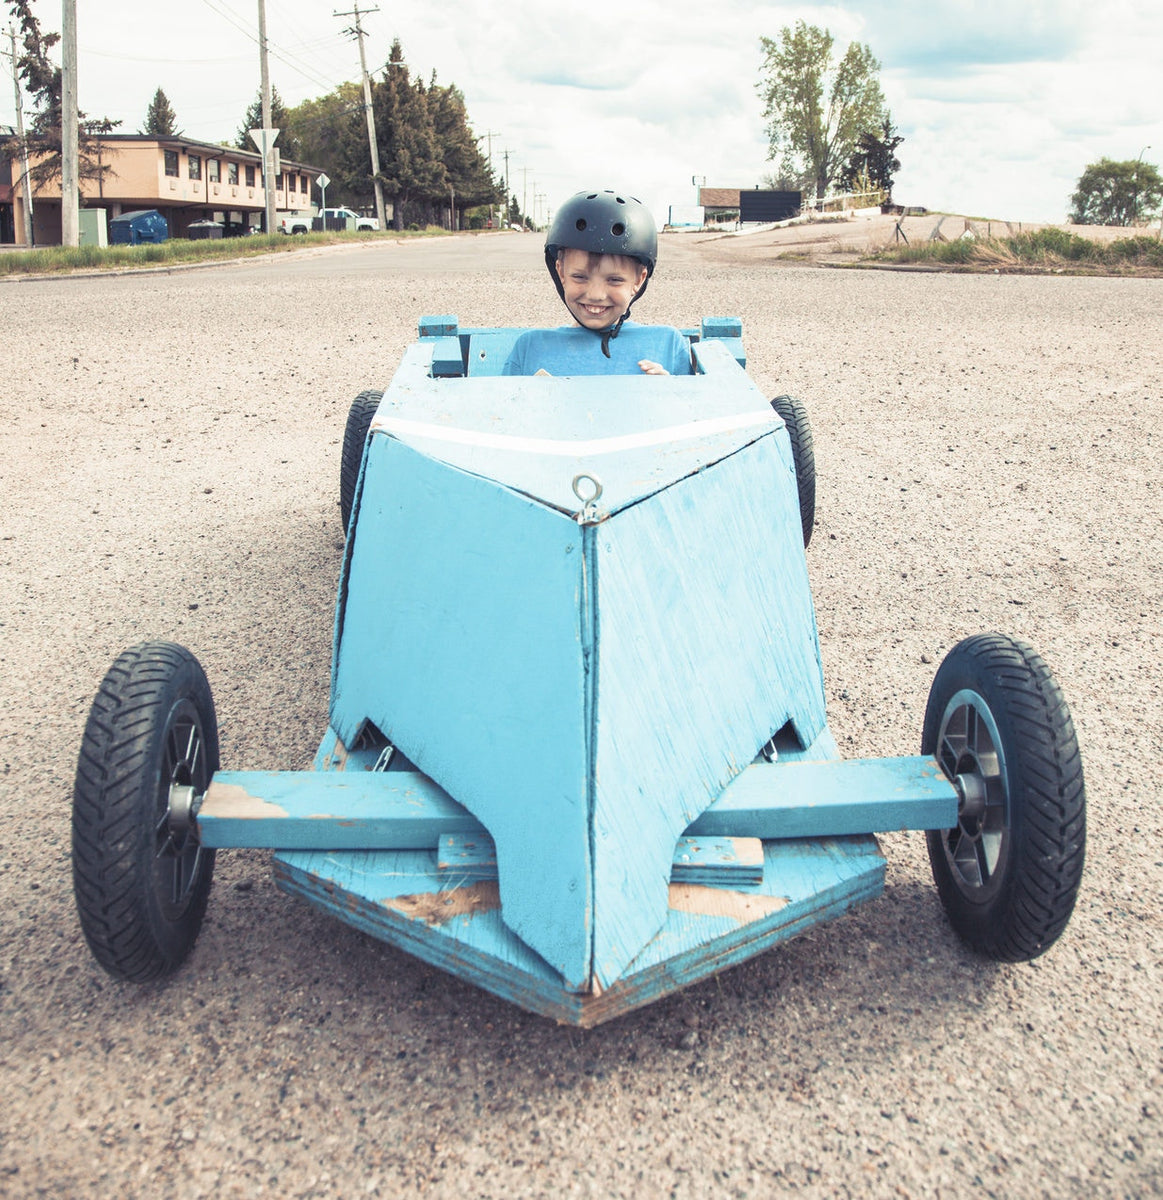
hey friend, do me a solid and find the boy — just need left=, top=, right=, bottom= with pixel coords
left=503, top=189, right=692, bottom=377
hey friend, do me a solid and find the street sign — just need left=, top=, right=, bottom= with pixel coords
left=249, top=128, right=280, bottom=157
left=317, top=172, right=331, bottom=190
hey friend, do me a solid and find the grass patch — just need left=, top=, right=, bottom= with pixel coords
left=0, top=226, right=452, bottom=278
left=872, top=227, right=1163, bottom=275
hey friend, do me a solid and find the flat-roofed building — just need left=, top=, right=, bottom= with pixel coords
left=1, top=133, right=324, bottom=244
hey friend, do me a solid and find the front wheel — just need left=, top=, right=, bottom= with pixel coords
left=340, top=389, right=383, bottom=534
left=923, top=634, right=1085, bottom=961
left=770, top=394, right=815, bottom=548
left=72, top=642, right=219, bottom=981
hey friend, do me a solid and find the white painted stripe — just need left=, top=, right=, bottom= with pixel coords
left=370, top=411, right=775, bottom=457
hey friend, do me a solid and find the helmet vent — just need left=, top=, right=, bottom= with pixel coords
left=611, top=222, right=625, bottom=236
left=575, top=218, right=588, bottom=231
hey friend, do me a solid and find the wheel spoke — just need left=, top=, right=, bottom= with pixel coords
left=937, top=692, right=1009, bottom=896
left=949, top=827, right=983, bottom=887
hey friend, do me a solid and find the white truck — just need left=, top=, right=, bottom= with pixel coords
left=279, top=208, right=380, bottom=234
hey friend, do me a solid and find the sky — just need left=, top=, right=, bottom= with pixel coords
left=4, top=0, right=1162, bottom=225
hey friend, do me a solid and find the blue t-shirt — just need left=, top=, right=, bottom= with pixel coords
left=503, top=322, right=692, bottom=377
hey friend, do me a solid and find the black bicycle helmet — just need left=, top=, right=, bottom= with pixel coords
left=544, top=189, right=658, bottom=354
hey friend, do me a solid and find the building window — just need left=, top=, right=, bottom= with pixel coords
left=188, top=154, right=202, bottom=181
left=245, top=164, right=255, bottom=188
left=164, top=149, right=179, bottom=177
left=228, top=161, right=239, bottom=185
left=207, top=158, right=220, bottom=183
left=275, top=172, right=283, bottom=190
left=299, top=174, right=308, bottom=194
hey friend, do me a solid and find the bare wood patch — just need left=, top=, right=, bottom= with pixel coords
left=384, top=882, right=501, bottom=926
left=668, top=883, right=789, bottom=923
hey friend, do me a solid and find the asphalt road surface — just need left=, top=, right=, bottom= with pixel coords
left=1, top=232, right=1160, bottom=1197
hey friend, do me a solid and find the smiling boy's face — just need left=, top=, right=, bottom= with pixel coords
left=555, top=248, right=648, bottom=330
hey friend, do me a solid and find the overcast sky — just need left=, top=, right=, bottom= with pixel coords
left=5, top=0, right=1161, bottom=225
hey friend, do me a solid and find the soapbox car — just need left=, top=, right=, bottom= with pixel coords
left=71, top=316, right=1086, bottom=1027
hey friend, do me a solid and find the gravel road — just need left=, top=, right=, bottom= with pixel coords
left=1, top=232, right=1160, bottom=1198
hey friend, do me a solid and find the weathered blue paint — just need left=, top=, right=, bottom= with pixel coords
left=327, top=327, right=823, bottom=992
left=685, top=755, right=958, bottom=839
left=430, top=336, right=464, bottom=378
left=196, top=755, right=956, bottom=850
left=273, top=835, right=884, bottom=1027
left=466, top=331, right=524, bottom=376
left=701, top=317, right=743, bottom=339
left=418, top=314, right=458, bottom=337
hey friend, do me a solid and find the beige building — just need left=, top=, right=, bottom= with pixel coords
left=2, top=133, right=323, bottom=244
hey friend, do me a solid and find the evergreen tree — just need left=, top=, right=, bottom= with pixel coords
left=141, top=87, right=180, bottom=136
left=373, top=41, right=446, bottom=230
left=427, top=76, right=499, bottom=226
left=4, top=0, right=119, bottom=193
left=235, top=85, right=300, bottom=161
left=839, top=115, right=904, bottom=202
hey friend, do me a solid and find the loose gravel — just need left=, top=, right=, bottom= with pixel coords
left=0, top=233, right=1159, bottom=1198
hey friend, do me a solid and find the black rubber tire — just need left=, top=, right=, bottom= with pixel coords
left=340, top=389, right=383, bottom=534
left=770, top=394, right=815, bottom=548
left=72, top=642, right=219, bottom=982
left=923, top=633, right=1085, bottom=962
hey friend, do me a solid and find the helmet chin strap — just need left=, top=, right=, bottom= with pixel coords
left=599, top=308, right=632, bottom=358
left=559, top=273, right=648, bottom=357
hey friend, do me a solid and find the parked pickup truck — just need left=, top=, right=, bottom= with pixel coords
left=279, top=208, right=379, bottom=234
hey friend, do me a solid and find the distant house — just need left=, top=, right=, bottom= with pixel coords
left=1, top=133, right=324, bottom=245
left=698, top=186, right=803, bottom=226
left=698, top=187, right=741, bottom=225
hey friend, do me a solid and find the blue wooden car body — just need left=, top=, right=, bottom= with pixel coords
left=196, top=316, right=958, bottom=1026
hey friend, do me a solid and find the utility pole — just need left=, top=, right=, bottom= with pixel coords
left=257, top=0, right=276, bottom=235
left=60, top=0, right=78, bottom=246
left=5, top=25, right=35, bottom=244
left=521, top=166, right=528, bottom=231
left=334, top=4, right=387, bottom=230
left=502, top=148, right=511, bottom=224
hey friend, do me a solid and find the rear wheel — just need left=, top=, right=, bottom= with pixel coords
left=770, top=394, right=815, bottom=548
left=340, top=389, right=383, bottom=534
left=923, top=634, right=1085, bottom=961
left=72, top=642, right=219, bottom=981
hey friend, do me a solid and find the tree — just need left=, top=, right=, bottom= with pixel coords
left=373, top=41, right=446, bottom=230
left=284, top=82, right=365, bottom=206
left=839, top=114, right=904, bottom=202
left=1069, top=157, right=1163, bottom=226
left=426, top=76, right=499, bottom=227
left=141, top=87, right=180, bottom=136
left=4, top=0, right=119, bottom=194
left=235, top=85, right=300, bottom=161
left=758, top=21, right=885, bottom=203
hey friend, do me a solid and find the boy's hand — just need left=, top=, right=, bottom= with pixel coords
left=638, top=360, right=669, bottom=375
